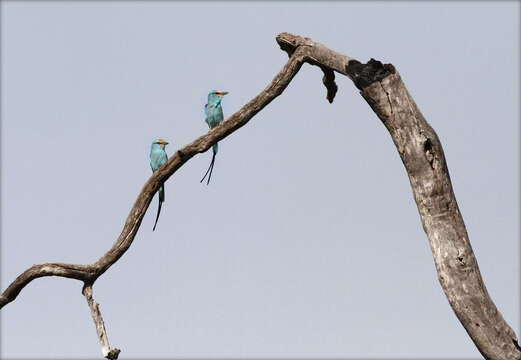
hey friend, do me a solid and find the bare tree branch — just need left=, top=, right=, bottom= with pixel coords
left=0, top=43, right=312, bottom=357
left=83, top=285, right=120, bottom=359
left=1, top=32, right=519, bottom=360
left=0, top=263, right=93, bottom=307
left=0, top=46, right=309, bottom=312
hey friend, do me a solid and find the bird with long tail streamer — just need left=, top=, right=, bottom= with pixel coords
left=201, top=90, right=228, bottom=185
left=150, top=139, right=169, bottom=231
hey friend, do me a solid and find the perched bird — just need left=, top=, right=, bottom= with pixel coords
left=150, top=139, right=169, bottom=231
left=201, top=90, right=228, bottom=185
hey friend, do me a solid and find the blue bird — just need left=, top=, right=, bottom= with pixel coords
left=150, top=139, right=169, bottom=231
left=201, top=90, right=228, bottom=185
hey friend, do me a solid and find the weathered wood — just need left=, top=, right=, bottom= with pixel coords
left=83, top=285, right=120, bottom=359
left=278, top=32, right=521, bottom=359
left=1, top=32, right=518, bottom=359
left=356, top=66, right=520, bottom=360
left=0, top=263, right=93, bottom=307
left=0, top=45, right=310, bottom=357
left=0, top=47, right=309, bottom=312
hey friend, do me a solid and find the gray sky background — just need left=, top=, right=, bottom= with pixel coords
left=1, top=1, right=519, bottom=359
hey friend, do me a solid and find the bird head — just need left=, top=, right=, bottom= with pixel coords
left=208, top=90, right=228, bottom=104
left=153, top=139, right=169, bottom=149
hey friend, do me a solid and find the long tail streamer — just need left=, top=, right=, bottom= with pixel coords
left=152, top=197, right=163, bottom=231
left=200, top=151, right=216, bottom=185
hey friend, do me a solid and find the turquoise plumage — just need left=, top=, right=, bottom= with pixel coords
left=150, top=139, right=169, bottom=231
left=200, top=90, right=228, bottom=185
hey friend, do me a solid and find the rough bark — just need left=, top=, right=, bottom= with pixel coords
left=278, top=33, right=521, bottom=359
left=83, top=285, right=120, bottom=359
left=1, top=33, right=518, bottom=359
left=358, top=69, right=520, bottom=360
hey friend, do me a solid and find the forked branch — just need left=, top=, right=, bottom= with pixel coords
left=1, top=33, right=519, bottom=360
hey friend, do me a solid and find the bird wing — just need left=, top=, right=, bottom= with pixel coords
left=206, top=104, right=224, bottom=128
left=150, top=148, right=168, bottom=172
left=204, top=103, right=210, bottom=127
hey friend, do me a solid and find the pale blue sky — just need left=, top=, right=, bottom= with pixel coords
left=1, top=1, right=519, bottom=359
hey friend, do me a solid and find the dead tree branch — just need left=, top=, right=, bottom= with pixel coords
left=0, top=46, right=308, bottom=311
left=1, top=33, right=519, bottom=360
left=83, top=285, right=120, bottom=359
left=0, top=44, right=310, bottom=358
left=0, top=263, right=93, bottom=307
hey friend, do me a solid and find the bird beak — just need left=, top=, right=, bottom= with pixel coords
left=216, top=91, right=228, bottom=98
